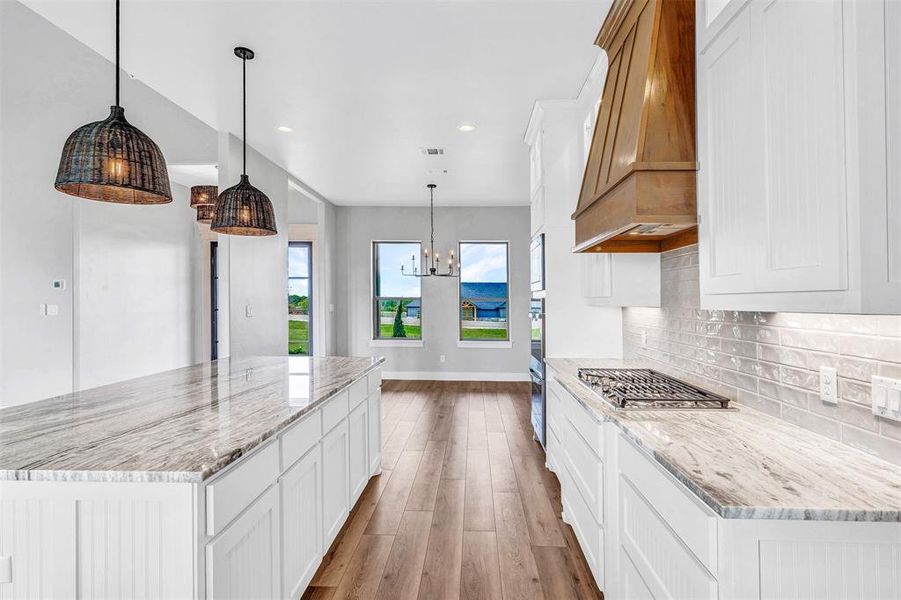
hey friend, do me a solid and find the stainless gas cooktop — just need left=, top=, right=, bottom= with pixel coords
left=577, top=367, right=733, bottom=411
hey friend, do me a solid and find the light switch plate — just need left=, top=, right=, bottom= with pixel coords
left=872, top=375, right=901, bottom=422
left=819, top=366, right=838, bottom=405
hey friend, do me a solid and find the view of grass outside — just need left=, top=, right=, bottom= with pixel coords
left=289, top=243, right=312, bottom=355
left=373, top=242, right=422, bottom=340
left=459, top=242, right=509, bottom=341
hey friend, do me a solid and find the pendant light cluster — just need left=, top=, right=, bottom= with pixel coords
left=54, top=1, right=276, bottom=237
left=191, top=185, right=218, bottom=223
left=401, top=184, right=458, bottom=278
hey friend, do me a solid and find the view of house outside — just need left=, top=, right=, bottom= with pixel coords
left=459, top=242, right=509, bottom=340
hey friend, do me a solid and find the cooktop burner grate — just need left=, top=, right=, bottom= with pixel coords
left=577, top=368, right=731, bottom=409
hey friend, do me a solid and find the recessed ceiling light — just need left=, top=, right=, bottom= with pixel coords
left=457, top=123, right=476, bottom=132
left=277, top=125, right=293, bottom=133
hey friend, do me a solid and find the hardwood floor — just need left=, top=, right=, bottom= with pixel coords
left=303, top=380, right=603, bottom=600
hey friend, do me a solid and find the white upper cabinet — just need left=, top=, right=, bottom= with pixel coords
left=697, top=0, right=901, bottom=313
left=525, top=98, right=661, bottom=308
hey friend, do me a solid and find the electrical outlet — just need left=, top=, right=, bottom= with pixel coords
left=641, top=331, right=648, bottom=349
left=245, top=304, right=254, bottom=318
left=872, top=375, right=901, bottom=422
left=819, top=366, right=838, bottom=405
left=440, top=355, right=446, bottom=363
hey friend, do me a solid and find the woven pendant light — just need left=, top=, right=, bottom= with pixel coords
left=54, top=0, right=171, bottom=205
left=211, top=47, right=277, bottom=236
left=196, top=204, right=215, bottom=224
left=190, top=185, right=218, bottom=208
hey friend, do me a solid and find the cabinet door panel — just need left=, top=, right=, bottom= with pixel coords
left=206, top=485, right=280, bottom=600
left=698, top=8, right=759, bottom=294
left=348, top=401, right=369, bottom=504
left=281, top=446, right=322, bottom=599
left=368, top=390, right=382, bottom=475
left=321, top=420, right=349, bottom=549
left=752, top=0, right=848, bottom=292
left=887, top=0, right=901, bottom=285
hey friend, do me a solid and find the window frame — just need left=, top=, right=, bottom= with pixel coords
left=371, top=240, right=423, bottom=344
left=457, top=240, right=511, bottom=346
left=288, top=241, right=313, bottom=356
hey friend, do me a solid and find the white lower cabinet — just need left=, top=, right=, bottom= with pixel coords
left=368, top=389, right=382, bottom=475
left=321, top=419, right=350, bottom=549
left=280, top=445, right=322, bottom=600
left=206, top=485, right=280, bottom=600
left=0, top=370, right=382, bottom=600
left=545, top=367, right=901, bottom=600
left=348, top=400, right=369, bottom=504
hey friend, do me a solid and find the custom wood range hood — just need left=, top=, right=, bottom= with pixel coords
left=572, top=0, right=698, bottom=253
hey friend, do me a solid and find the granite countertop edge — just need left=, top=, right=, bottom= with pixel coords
left=549, top=359, right=901, bottom=523
left=0, top=358, right=385, bottom=485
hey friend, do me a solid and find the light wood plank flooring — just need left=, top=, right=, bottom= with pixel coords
left=303, top=380, right=603, bottom=600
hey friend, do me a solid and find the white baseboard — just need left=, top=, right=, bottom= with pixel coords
left=382, top=370, right=531, bottom=382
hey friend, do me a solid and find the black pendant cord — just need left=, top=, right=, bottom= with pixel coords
left=429, top=185, right=436, bottom=269
left=115, top=0, right=120, bottom=107
left=242, top=51, right=247, bottom=176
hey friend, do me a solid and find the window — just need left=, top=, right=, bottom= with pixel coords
left=373, top=242, right=422, bottom=340
left=459, top=242, right=509, bottom=341
left=288, top=242, right=312, bottom=355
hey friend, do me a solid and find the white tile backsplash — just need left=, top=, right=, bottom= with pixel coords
left=623, top=245, right=901, bottom=465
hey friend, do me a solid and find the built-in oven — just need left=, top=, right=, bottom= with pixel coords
left=529, top=297, right=546, bottom=448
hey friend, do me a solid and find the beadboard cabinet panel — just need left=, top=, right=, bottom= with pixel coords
left=281, top=446, right=323, bottom=599
left=321, top=420, right=350, bottom=549
left=206, top=485, right=280, bottom=600
left=697, top=8, right=758, bottom=294
left=368, top=389, right=382, bottom=475
left=754, top=0, right=847, bottom=293
left=698, top=0, right=901, bottom=313
left=348, top=400, right=369, bottom=504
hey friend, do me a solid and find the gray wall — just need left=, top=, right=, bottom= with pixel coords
left=0, top=2, right=216, bottom=406
left=624, top=244, right=901, bottom=465
left=335, top=206, right=531, bottom=379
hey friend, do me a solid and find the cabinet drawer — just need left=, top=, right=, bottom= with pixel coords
left=367, top=367, right=382, bottom=395
left=348, top=377, right=368, bottom=410
left=280, top=410, right=321, bottom=471
left=620, top=477, right=717, bottom=599
left=618, top=435, right=717, bottom=573
left=206, top=441, right=280, bottom=537
left=565, top=398, right=604, bottom=459
left=562, top=416, right=604, bottom=525
left=322, top=390, right=349, bottom=433
left=561, top=461, right=604, bottom=589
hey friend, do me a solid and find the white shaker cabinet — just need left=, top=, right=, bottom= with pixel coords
left=321, top=419, right=350, bottom=549
left=280, top=445, right=322, bottom=599
left=206, top=485, right=281, bottom=600
left=697, top=0, right=901, bottom=313
left=348, top=400, right=369, bottom=504
left=368, top=389, right=382, bottom=475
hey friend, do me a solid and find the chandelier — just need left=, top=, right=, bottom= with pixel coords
left=402, top=184, right=458, bottom=278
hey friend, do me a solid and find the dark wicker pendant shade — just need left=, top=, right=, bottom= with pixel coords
left=55, top=106, right=172, bottom=204
left=190, top=185, right=218, bottom=207
left=211, top=175, right=276, bottom=236
left=196, top=204, right=215, bottom=224
left=210, top=46, right=277, bottom=237
left=54, top=0, right=171, bottom=205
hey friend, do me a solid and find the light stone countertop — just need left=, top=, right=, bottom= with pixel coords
left=0, top=355, right=384, bottom=483
left=546, top=358, right=901, bottom=522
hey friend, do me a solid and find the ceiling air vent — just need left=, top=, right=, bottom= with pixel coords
left=420, top=148, right=445, bottom=156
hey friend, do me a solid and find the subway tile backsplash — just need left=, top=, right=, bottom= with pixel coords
left=623, top=245, right=901, bottom=465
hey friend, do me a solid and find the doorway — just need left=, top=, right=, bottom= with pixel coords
left=288, top=241, right=313, bottom=355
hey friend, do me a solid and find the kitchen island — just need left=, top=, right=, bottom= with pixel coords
left=0, top=355, right=384, bottom=599
left=545, top=358, right=901, bottom=600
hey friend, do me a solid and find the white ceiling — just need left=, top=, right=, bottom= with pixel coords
left=23, top=0, right=608, bottom=206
